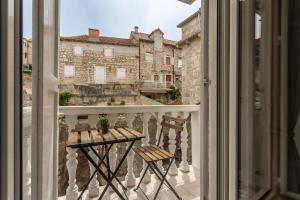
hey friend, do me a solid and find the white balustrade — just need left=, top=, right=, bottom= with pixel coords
left=23, top=107, right=32, bottom=200
left=155, top=112, right=164, bottom=175
left=66, top=147, right=79, bottom=200
left=140, top=113, right=151, bottom=183
left=87, top=146, right=100, bottom=197
left=125, top=113, right=136, bottom=187
left=168, top=112, right=178, bottom=176
left=107, top=114, right=118, bottom=192
left=180, top=112, right=190, bottom=172
left=60, top=105, right=200, bottom=199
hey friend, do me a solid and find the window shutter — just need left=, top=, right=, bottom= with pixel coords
left=163, top=56, right=166, bottom=64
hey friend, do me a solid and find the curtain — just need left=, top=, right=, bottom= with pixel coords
left=287, top=0, right=300, bottom=194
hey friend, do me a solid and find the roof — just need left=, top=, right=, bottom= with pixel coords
left=130, top=31, right=177, bottom=47
left=60, top=35, right=137, bottom=46
left=177, top=10, right=200, bottom=28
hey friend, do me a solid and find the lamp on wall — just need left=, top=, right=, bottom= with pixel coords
left=177, top=0, right=196, bottom=4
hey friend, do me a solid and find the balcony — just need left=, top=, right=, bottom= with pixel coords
left=139, top=81, right=172, bottom=94
left=23, top=105, right=201, bottom=200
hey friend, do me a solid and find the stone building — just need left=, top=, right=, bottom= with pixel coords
left=59, top=28, right=182, bottom=89
left=22, top=38, right=32, bottom=68
left=177, top=10, right=201, bottom=104
left=59, top=29, right=139, bottom=85
left=130, top=27, right=182, bottom=89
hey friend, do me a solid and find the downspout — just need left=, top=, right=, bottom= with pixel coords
left=172, top=47, right=175, bottom=85
left=139, top=41, right=141, bottom=80
left=199, top=1, right=209, bottom=199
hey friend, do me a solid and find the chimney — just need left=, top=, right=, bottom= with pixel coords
left=134, top=26, right=139, bottom=33
left=88, top=28, right=100, bottom=41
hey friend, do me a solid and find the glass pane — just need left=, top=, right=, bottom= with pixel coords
left=238, top=0, right=270, bottom=198
left=22, top=0, right=33, bottom=199
left=287, top=0, right=300, bottom=195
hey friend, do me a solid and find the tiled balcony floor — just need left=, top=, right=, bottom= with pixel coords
left=58, top=166, right=200, bottom=200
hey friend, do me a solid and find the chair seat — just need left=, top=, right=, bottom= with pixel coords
left=133, top=146, right=173, bottom=162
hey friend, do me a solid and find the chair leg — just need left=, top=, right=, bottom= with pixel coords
left=151, top=158, right=181, bottom=200
left=134, top=164, right=150, bottom=191
left=151, top=161, right=181, bottom=200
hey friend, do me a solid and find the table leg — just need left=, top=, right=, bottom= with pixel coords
left=98, top=141, right=135, bottom=200
left=79, top=146, right=126, bottom=200
left=77, top=145, right=112, bottom=200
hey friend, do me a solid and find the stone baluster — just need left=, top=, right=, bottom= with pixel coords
left=65, top=115, right=79, bottom=200
left=66, top=147, right=79, bottom=200
left=87, top=146, right=100, bottom=198
left=155, top=112, right=164, bottom=173
left=140, top=113, right=151, bottom=183
left=23, top=126, right=32, bottom=200
left=168, top=112, right=178, bottom=176
left=107, top=114, right=119, bottom=192
left=125, top=113, right=136, bottom=187
left=86, top=114, right=101, bottom=197
left=179, top=112, right=190, bottom=172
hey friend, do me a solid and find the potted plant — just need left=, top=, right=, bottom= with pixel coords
left=98, top=115, right=110, bottom=134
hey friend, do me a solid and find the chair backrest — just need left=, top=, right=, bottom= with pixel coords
left=156, top=114, right=186, bottom=146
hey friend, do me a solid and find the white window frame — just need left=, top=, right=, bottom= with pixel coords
left=164, top=56, right=171, bottom=65
left=104, top=48, right=113, bottom=57
left=178, top=59, right=183, bottom=68
left=145, top=53, right=153, bottom=64
left=74, top=46, right=82, bottom=56
left=64, top=65, right=75, bottom=77
left=116, top=68, right=126, bottom=79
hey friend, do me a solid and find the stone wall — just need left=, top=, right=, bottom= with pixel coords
left=60, top=84, right=141, bottom=105
left=179, top=13, right=202, bottom=105
left=59, top=41, right=139, bottom=85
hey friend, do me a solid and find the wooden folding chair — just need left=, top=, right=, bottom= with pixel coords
left=133, top=114, right=186, bottom=200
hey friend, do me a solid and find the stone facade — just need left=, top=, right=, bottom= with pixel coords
left=130, top=28, right=182, bottom=88
left=22, top=38, right=32, bottom=67
left=59, top=28, right=182, bottom=89
left=59, top=40, right=139, bottom=85
left=177, top=11, right=201, bottom=105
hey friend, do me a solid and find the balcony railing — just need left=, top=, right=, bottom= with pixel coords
left=59, top=105, right=200, bottom=199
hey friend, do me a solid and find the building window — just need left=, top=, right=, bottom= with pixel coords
left=153, top=74, right=159, bottom=81
left=64, top=65, right=75, bottom=77
left=24, top=53, right=27, bottom=59
left=116, top=68, right=126, bottom=79
left=145, top=53, right=153, bottom=63
left=104, top=48, right=113, bottom=57
left=178, top=59, right=183, bottom=68
left=165, top=56, right=171, bottom=65
left=74, top=46, right=82, bottom=55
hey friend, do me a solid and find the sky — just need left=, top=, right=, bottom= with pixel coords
left=23, top=0, right=201, bottom=41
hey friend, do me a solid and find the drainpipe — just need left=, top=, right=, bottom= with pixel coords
left=199, top=2, right=209, bottom=199
left=138, top=42, right=141, bottom=80
left=172, top=47, right=175, bottom=85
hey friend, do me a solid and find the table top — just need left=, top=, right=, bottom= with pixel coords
left=67, top=127, right=145, bottom=148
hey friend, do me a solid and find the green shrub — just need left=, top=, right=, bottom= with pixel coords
left=110, top=97, right=115, bottom=103
left=59, top=90, right=72, bottom=106
left=23, top=69, right=32, bottom=75
left=168, top=85, right=181, bottom=101
left=98, top=115, right=109, bottom=127
left=120, top=100, right=126, bottom=105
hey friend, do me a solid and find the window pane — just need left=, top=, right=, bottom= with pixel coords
left=74, top=46, right=82, bottom=55
left=64, top=65, right=75, bottom=77
left=238, top=0, right=270, bottom=198
left=116, top=68, right=126, bottom=79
